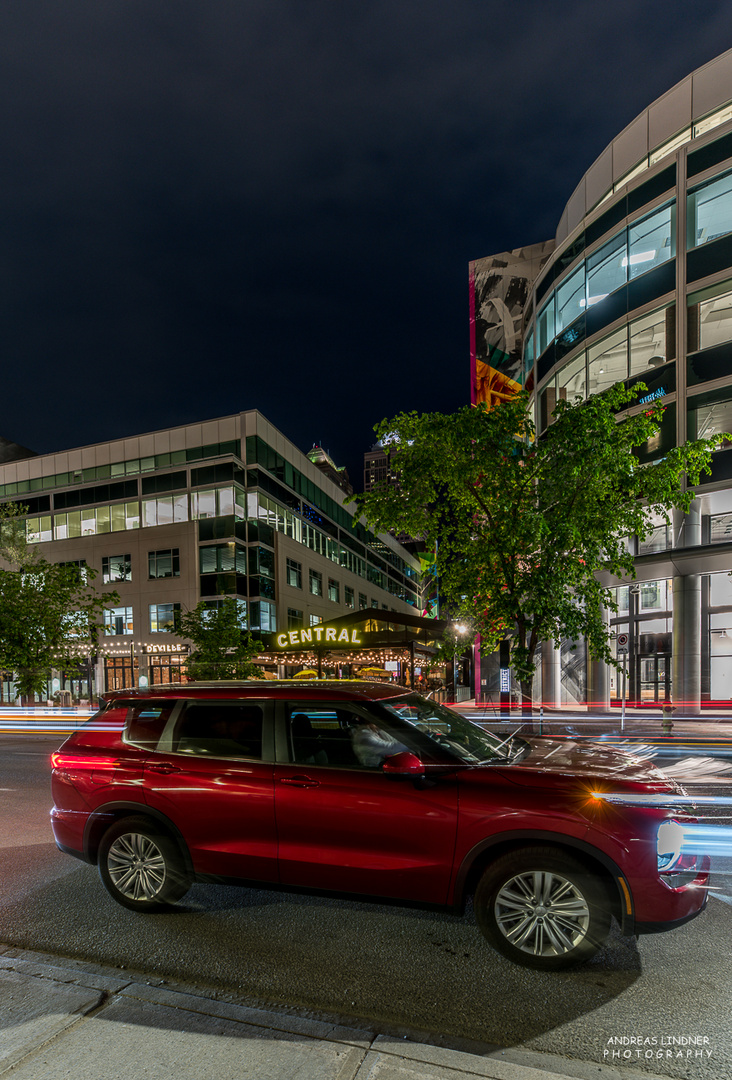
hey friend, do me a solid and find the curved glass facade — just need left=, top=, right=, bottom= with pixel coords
left=473, top=48, right=732, bottom=711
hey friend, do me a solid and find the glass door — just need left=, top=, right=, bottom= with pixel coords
left=639, top=656, right=671, bottom=702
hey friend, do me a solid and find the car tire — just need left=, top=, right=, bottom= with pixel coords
left=98, top=817, right=191, bottom=912
left=474, top=846, right=611, bottom=970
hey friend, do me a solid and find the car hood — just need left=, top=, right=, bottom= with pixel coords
left=499, top=736, right=677, bottom=792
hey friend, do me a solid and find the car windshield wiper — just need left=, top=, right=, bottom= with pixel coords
left=481, top=725, right=526, bottom=763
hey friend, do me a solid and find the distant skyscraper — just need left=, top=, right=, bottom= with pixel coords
left=307, top=445, right=352, bottom=495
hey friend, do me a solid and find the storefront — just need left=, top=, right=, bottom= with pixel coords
left=103, top=643, right=190, bottom=691
left=259, top=610, right=454, bottom=691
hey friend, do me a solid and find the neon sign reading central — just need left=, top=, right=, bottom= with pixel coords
left=275, top=627, right=363, bottom=648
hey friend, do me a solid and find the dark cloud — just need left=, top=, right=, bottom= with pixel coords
left=0, top=0, right=729, bottom=483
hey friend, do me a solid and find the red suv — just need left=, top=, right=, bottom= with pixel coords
left=51, top=681, right=709, bottom=970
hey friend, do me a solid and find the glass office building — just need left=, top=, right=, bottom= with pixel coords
left=0, top=411, right=422, bottom=697
left=473, top=48, right=732, bottom=711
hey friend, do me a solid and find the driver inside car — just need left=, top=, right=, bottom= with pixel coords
left=350, top=717, right=409, bottom=768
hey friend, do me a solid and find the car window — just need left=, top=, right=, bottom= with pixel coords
left=125, top=701, right=178, bottom=749
left=174, top=702, right=264, bottom=760
left=380, top=694, right=518, bottom=764
left=286, top=703, right=408, bottom=769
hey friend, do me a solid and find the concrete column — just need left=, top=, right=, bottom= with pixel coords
left=673, top=574, right=702, bottom=715
left=588, top=604, right=610, bottom=712
left=674, top=502, right=701, bottom=549
left=541, top=639, right=561, bottom=708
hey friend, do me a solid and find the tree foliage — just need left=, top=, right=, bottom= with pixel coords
left=0, top=503, right=116, bottom=698
left=172, top=597, right=264, bottom=681
left=353, top=386, right=722, bottom=704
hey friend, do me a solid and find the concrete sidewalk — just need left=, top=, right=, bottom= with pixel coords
left=0, top=946, right=672, bottom=1080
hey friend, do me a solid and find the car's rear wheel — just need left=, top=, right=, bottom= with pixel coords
left=98, top=817, right=191, bottom=912
left=474, top=847, right=611, bottom=970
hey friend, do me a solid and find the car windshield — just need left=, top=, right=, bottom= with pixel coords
left=379, top=694, right=519, bottom=764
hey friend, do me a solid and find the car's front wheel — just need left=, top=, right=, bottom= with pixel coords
left=98, top=817, right=191, bottom=912
left=474, top=847, right=611, bottom=970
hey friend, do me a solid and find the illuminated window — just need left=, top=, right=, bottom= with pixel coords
left=104, top=606, right=134, bottom=636
left=286, top=558, right=302, bottom=589
left=149, top=603, right=180, bottom=633
left=102, top=554, right=132, bottom=583
left=687, top=170, right=732, bottom=248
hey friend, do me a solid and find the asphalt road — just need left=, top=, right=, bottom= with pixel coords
left=1, top=734, right=731, bottom=1080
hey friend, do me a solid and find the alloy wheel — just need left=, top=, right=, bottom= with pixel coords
left=106, top=832, right=167, bottom=902
left=493, top=869, right=591, bottom=957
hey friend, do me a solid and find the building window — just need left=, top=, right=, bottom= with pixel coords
left=149, top=548, right=180, bottom=579
left=249, top=599, right=276, bottom=632
left=688, top=393, right=732, bottom=444
left=629, top=308, right=669, bottom=375
left=104, top=606, right=134, bottom=636
left=200, top=543, right=246, bottom=574
left=287, top=608, right=303, bottom=629
left=638, top=517, right=671, bottom=556
left=359, top=592, right=367, bottom=610
left=586, top=232, right=627, bottom=306
left=371, top=599, right=379, bottom=608
left=190, top=487, right=241, bottom=521
left=626, top=203, right=675, bottom=278
left=687, top=169, right=732, bottom=248
left=694, top=284, right=732, bottom=352
left=309, top=613, right=323, bottom=627
left=587, top=328, right=628, bottom=395
left=57, top=559, right=88, bottom=583
left=328, top=578, right=340, bottom=603
left=249, top=546, right=274, bottom=578
left=102, top=554, right=132, bottom=583
left=711, top=512, right=732, bottom=543
left=639, top=579, right=671, bottom=613
left=557, top=351, right=587, bottom=402
left=555, top=265, right=584, bottom=334
left=50, top=501, right=140, bottom=542
left=149, top=603, right=181, bottom=633
left=309, top=569, right=323, bottom=596
left=142, top=495, right=188, bottom=527
left=286, top=558, right=302, bottom=589
left=536, top=297, right=556, bottom=355
left=345, top=585, right=355, bottom=608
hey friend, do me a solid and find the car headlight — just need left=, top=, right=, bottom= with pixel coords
left=657, top=819, right=685, bottom=871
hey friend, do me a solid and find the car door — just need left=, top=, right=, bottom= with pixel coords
left=141, top=698, right=278, bottom=882
left=273, top=700, right=459, bottom=904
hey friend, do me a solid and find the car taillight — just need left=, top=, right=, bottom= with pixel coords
left=51, top=752, right=118, bottom=772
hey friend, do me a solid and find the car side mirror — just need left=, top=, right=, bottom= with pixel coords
left=382, top=751, right=425, bottom=778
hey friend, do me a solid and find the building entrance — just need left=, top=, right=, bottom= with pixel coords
left=638, top=655, right=671, bottom=703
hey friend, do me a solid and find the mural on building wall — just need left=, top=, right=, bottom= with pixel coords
left=469, top=240, right=554, bottom=409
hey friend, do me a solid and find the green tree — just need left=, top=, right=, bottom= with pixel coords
left=0, top=503, right=116, bottom=700
left=353, top=386, right=722, bottom=712
left=172, top=597, right=264, bottom=681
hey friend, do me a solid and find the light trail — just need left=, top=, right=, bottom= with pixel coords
left=0, top=709, right=95, bottom=736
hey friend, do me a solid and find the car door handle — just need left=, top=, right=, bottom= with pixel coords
left=146, top=763, right=182, bottom=775
left=280, top=774, right=319, bottom=788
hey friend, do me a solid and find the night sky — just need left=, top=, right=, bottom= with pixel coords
left=1, top=1, right=730, bottom=487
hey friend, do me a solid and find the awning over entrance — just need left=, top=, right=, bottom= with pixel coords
left=258, top=610, right=448, bottom=680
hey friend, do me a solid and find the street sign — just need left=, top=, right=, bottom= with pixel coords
left=616, top=632, right=629, bottom=655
